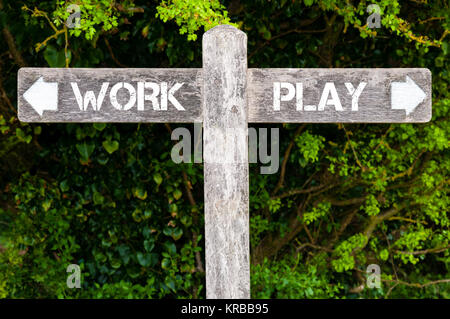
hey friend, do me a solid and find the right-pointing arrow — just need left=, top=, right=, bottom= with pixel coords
left=391, top=75, right=426, bottom=115
left=23, top=77, right=58, bottom=116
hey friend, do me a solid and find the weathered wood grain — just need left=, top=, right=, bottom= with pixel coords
left=19, top=68, right=431, bottom=123
left=247, top=68, right=431, bottom=123
left=18, top=68, right=202, bottom=123
left=203, top=25, right=250, bottom=299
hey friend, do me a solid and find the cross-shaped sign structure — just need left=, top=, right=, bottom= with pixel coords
left=18, top=25, right=431, bottom=299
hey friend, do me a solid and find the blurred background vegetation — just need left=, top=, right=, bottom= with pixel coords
left=0, top=0, right=448, bottom=298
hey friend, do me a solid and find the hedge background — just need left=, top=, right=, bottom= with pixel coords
left=0, top=0, right=448, bottom=298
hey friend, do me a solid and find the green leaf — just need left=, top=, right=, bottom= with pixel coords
left=94, top=251, right=107, bottom=263
left=34, top=126, right=42, bottom=135
left=164, top=241, right=177, bottom=255
left=16, top=128, right=32, bottom=144
left=137, top=252, right=158, bottom=268
left=442, top=41, right=448, bottom=55
left=153, top=173, right=163, bottom=186
left=163, top=227, right=173, bottom=237
left=173, top=189, right=182, bottom=200
left=165, top=278, right=176, bottom=292
left=161, top=258, right=171, bottom=270
left=171, top=228, right=183, bottom=241
left=143, top=210, right=152, bottom=218
left=93, top=123, right=106, bottom=131
left=117, top=245, right=131, bottom=265
left=102, top=140, right=119, bottom=154
left=133, top=187, right=147, bottom=200
left=97, top=153, right=109, bottom=165
left=60, top=180, right=69, bottom=192
left=93, top=191, right=104, bottom=205
left=42, top=199, right=52, bottom=212
left=380, top=249, right=389, bottom=261
left=76, top=142, right=95, bottom=161
left=137, top=252, right=151, bottom=267
left=149, top=253, right=159, bottom=267
left=142, top=227, right=152, bottom=238
left=144, top=239, right=155, bottom=252
left=110, top=258, right=121, bottom=269
left=43, top=45, right=71, bottom=67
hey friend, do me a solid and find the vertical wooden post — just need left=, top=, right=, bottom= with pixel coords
left=202, top=25, right=250, bottom=299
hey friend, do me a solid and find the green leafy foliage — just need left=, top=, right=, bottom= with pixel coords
left=0, top=0, right=449, bottom=299
left=156, top=0, right=237, bottom=41
left=362, top=195, right=380, bottom=217
left=303, top=202, right=331, bottom=225
left=332, top=234, right=367, bottom=272
left=295, top=131, right=325, bottom=166
left=53, top=0, right=135, bottom=40
left=252, top=255, right=342, bottom=298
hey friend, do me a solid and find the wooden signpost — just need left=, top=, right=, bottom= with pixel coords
left=18, top=25, right=432, bottom=299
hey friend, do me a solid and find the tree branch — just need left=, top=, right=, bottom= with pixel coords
left=395, top=245, right=450, bottom=256
left=104, top=38, right=128, bottom=68
left=249, top=28, right=327, bottom=61
left=165, top=124, right=204, bottom=274
left=0, top=0, right=27, bottom=69
left=273, top=182, right=338, bottom=200
left=271, top=124, right=306, bottom=196
left=383, top=278, right=450, bottom=291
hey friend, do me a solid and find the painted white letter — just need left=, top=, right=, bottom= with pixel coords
left=137, top=82, right=160, bottom=111
left=273, top=82, right=295, bottom=111
left=318, top=82, right=343, bottom=111
left=110, top=82, right=137, bottom=110
left=71, top=82, right=109, bottom=111
left=296, top=83, right=303, bottom=111
left=161, top=82, right=185, bottom=110
left=345, top=82, right=367, bottom=111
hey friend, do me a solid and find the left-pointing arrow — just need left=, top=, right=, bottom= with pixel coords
left=23, top=77, right=58, bottom=116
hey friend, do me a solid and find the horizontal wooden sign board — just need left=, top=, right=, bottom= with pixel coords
left=18, top=68, right=203, bottom=123
left=248, top=68, right=431, bottom=123
left=18, top=67, right=431, bottom=123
